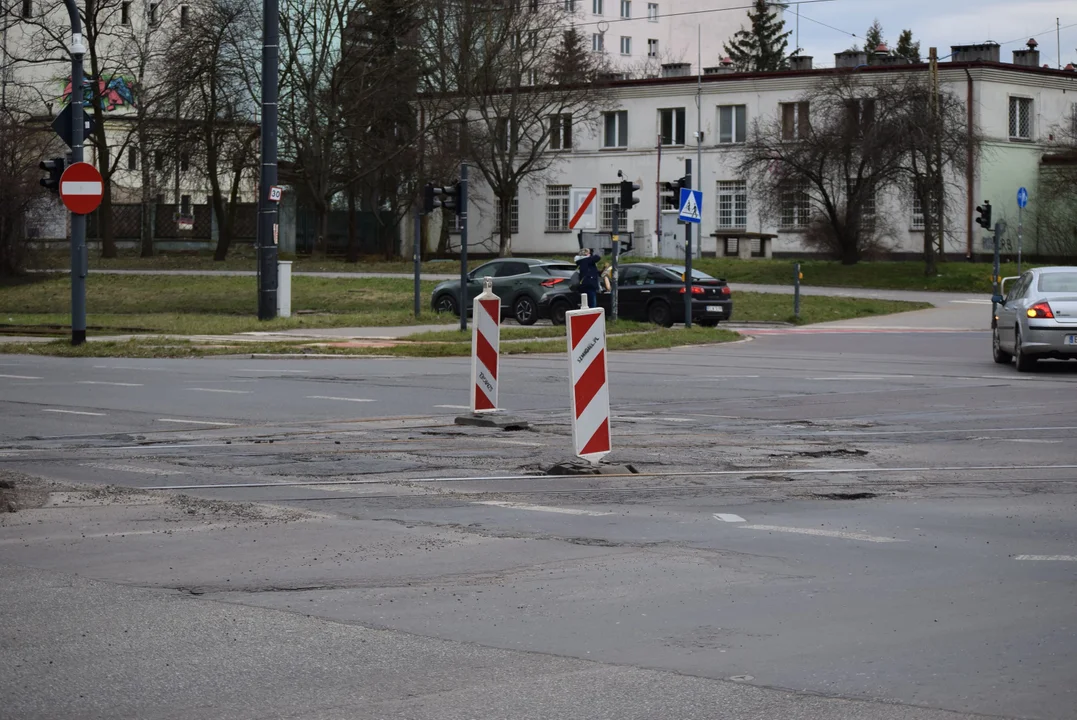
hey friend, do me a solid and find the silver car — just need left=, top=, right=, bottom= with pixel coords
left=993, top=266, right=1077, bottom=371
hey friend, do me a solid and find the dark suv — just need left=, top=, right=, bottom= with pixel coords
left=537, top=263, right=733, bottom=327
left=431, top=258, right=578, bottom=325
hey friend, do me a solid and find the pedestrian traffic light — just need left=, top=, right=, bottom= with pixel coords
left=976, top=201, right=992, bottom=230
left=620, top=179, right=641, bottom=210
left=430, top=182, right=463, bottom=215
left=39, top=157, right=65, bottom=194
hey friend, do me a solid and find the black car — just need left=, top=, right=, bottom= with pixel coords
left=537, top=263, right=733, bottom=327
left=431, top=258, right=578, bottom=325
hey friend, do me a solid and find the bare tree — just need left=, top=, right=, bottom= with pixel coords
left=1036, top=106, right=1077, bottom=258
left=0, top=108, right=50, bottom=275
left=420, top=4, right=611, bottom=256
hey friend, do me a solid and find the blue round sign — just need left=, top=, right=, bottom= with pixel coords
left=1017, top=187, right=1028, bottom=209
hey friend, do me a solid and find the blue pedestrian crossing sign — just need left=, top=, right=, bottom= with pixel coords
left=1017, top=187, right=1028, bottom=209
left=678, top=188, right=703, bottom=223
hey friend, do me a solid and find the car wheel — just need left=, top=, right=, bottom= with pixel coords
left=434, top=294, right=458, bottom=316
left=1014, top=327, right=1037, bottom=372
left=550, top=300, right=569, bottom=326
left=648, top=300, right=674, bottom=328
left=697, top=318, right=720, bottom=328
left=992, top=328, right=1012, bottom=364
left=513, top=295, right=537, bottom=326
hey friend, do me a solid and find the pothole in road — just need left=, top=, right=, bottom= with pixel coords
left=796, top=448, right=868, bottom=458
left=813, top=491, right=879, bottom=500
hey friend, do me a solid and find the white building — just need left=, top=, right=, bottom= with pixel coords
left=423, top=42, right=1077, bottom=261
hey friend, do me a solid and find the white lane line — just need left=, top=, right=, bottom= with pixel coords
left=43, top=409, right=106, bottom=416
left=92, top=365, right=174, bottom=371
left=237, top=368, right=309, bottom=373
left=156, top=418, right=237, bottom=426
left=306, top=395, right=375, bottom=403
left=0, top=373, right=43, bottom=380
left=82, top=463, right=184, bottom=476
left=951, top=299, right=993, bottom=304
left=435, top=404, right=472, bottom=410
left=475, top=501, right=613, bottom=517
left=189, top=388, right=252, bottom=394
left=740, top=524, right=904, bottom=543
left=714, top=513, right=746, bottom=522
left=1014, top=555, right=1077, bottom=561
left=809, top=375, right=916, bottom=381
left=78, top=381, right=144, bottom=387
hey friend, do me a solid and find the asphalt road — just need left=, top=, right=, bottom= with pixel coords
left=1, top=314, right=1076, bottom=719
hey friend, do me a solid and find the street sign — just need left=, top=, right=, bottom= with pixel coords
left=678, top=188, right=702, bottom=223
left=59, top=161, right=103, bottom=215
left=1017, top=187, right=1028, bottom=209
left=569, top=187, right=598, bottom=230
left=269, top=185, right=283, bottom=202
left=50, top=103, right=95, bottom=149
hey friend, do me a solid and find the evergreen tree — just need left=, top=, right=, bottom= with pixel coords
left=552, top=29, right=593, bottom=84
left=723, top=0, right=792, bottom=72
left=894, top=29, right=922, bottom=63
left=863, top=19, right=885, bottom=54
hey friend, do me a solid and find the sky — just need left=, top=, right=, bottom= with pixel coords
left=784, top=0, right=1077, bottom=66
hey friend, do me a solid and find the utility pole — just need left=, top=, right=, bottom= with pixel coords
left=62, top=0, right=87, bottom=345
left=683, top=158, right=693, bottom=329
left=256, top=0, right=279, bottom=320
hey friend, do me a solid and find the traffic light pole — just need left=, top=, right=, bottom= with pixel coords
left=610, top=204, right=620, bottom=322
left=413, top=208, right=421, bottom=318
left=62, top=0, right=86, bottom=345
left=683, top=159, right=693, bottom=329
left=256, top=0, right=279, bottom=320
left=458, top=164, right=469, bottom=332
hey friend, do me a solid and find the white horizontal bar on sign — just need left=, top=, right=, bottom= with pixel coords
left=61, top=181, right=103, bottom=194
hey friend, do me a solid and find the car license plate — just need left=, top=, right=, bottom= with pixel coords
left=706, top=305, right=723, bottom=313
left=1066, top=335, right=1077, bottom=345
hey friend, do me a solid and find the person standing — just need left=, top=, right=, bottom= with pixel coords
left=574, top=248, right=601, bottom=311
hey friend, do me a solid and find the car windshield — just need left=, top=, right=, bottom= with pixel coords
left=1038, top=271, right=1077, bottom=293
left=662, top=266, right=717, bottom=281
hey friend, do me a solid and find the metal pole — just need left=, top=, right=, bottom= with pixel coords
left=413, top=208, right=421, bottom=318
left=794, top=262, right=801, bottom=319
left=611, top=204, right=619, bottom=323
left=683, top=159, right=692, bottom=328
left=991, top=222, right=1002, bottom=318
left=696, top=25, right=702, bottom=204
left=1017, top=206, right=1023, bottom=276
left=256, top=0, right=279, bottom=320
left=63, top=0, right=86, bottom=345
left=459, top=164, right=468, bottom=332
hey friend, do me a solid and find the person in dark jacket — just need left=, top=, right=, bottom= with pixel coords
left=574, top=248, right=601, bottom=310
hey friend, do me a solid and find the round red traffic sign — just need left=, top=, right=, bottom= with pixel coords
left=59, top=161, right=104, bottom=215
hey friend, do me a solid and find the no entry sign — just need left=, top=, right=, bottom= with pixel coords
left=59, top=162, right=104, bottom=215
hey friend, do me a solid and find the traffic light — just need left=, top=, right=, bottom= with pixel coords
left=664, top=176, right=689, bottom=193
left=422, top=183, right=435, bottom=214
left=976, top=201, right=992, bottom=230
left=39, top=157, right=65, bottom=194
left=430, top=182, right=463, bottom=215
left=620, top=179, right=641, bottom=210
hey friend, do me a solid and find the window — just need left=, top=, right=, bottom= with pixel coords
left=716, top=181, right=747, bottom=229
left=659, top=107, right=685, bottom=146
left=620, top=0, right=630, bottom=18
left=647, top=2, right=658, bottom=21
left=495, top=117, right=511, bottom=152
left=847, top=178, right=875, bottom=230
left=600, top=183, right=621, bottom=230
left=781, top=101, right=809, bottom=141
left=495, top=260, right=528, bottom=277
left=494, top=196, right=520, bottom=235
left=780, top=180, right=811, bottom=228
left=592, top=0, right=602, bottom=13
left=21, top=0, right=32, bottom=18
left=179, top=151, right=190, bottom=172
left=592, top=33, right=604, bottom=52
left=912, top=194, right=925, bottom=230
left=718, top=104, right=746, bottom=144
left=154, top=150, right=164, bottom=171
left=844, top=98, right=875, bottom=137
left=149, top=2, right=160, bottom=25
left=546, top=185, right=571, bottom=231
left=549, top=114, right=572, bottom=150
left=180, top=4, right=189, bottom=27
left=127, top=147, right=138, bottom=171
left=564, top=0, right=577, bottom=10
left=180, top=194, right=191, bottom=214
left=121, top=0, right=131, bottom=24
left=620, top=36, right=631, bottom=55
left=1009, top=96, right=1032, bottom=140
left=647, top=38, right=658, bottom=57
left=603, top=110, right=627, bottom=148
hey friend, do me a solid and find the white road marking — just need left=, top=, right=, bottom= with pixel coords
left=189, top=388, right=252, bottom=394
left=809, top=375, right=915, bottom=381
left=82, top=463, right=184, bottom=476
left=714, top=513, right=746, bottom=522
left=306, top=395, right=375, bottom=403
left=475, top=501, right=613, bottom=516
left=951, top=299, right=993, bottom=304
left=435, top=404, right=472, bottom=410
left=237, top=368, right=309, bottom=373
left=78, top=381, right=144, bottom=387
left=92, top=365, right=174, bottom=371
left=43, top=409, right=106, bottom=416
left=156, top=418, right=236, bottom=426
left=0, top=374, right=43, bottom=380
left=1014, top=555, right=1077, bottom=561
left=1000, top=439, right=1063, bottom=444
left=740, top=524, right=904, bottom=543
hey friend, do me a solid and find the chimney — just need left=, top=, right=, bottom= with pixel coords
left=660, top=62, right=692, bottom=78
left=950, top=42, right=1001, bottom=63
left=1012, top=38, right=1041, bottom=67
left=789, top=54, right=813, bottom=71
left=834, top=49, right=868, bottom=68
